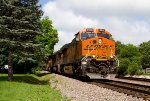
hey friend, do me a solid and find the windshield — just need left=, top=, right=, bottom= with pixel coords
left=81, top=33, right=96, bottom=40
left=97, top=33, right=110, bottom=39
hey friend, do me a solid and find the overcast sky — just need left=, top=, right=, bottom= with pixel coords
left=40, top=0, right=150, bottom=51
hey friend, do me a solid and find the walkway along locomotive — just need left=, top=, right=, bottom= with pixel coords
left=47, top=28, right=119, bottom=78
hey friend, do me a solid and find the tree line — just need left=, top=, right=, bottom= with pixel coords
left=116, top=41, right=150, bottom=76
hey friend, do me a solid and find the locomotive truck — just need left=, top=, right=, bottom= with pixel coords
left=47, top=28, right=119, bottom=78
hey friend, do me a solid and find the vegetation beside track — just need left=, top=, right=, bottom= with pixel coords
left=144, top=72, right=150, bottom=76
left=116, top=41, right=150, bottom=76
left=0, top=73, right=69, bottom=101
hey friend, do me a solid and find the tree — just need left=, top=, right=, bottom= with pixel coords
left=120, top=44, right=140, bottom=59
left=116, top=43, right=142, bottom=76
left=117, top=58, right=130, bottom=76
left=0, top=0, right=43, bottom=81
left=115, top=41, right=125, bottom=56
left=139, top=41, right=150, bottom=69
left=37, top=16, right=59, bottom=56
left=127, top=62, right=142, bottom=76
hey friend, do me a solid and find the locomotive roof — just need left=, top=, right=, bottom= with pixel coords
left=53, top=43, right=71, bottom=55
left=60, top=43, right=71, bottom=50
left=75, top=28, right=111, bottom=36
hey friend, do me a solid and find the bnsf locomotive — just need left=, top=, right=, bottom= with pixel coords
left=47, top=28, right=118, bottom=78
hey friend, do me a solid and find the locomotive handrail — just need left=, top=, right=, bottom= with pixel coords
left=114, top=55, right=119, bottom=67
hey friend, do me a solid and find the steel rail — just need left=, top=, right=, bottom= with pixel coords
left=116, top=76, right=150, bottom=83
left=90, top=79, right=150, bottom=101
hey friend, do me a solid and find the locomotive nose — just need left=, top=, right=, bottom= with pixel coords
left=82, top=37, right=115, bottom=61
left=91, top=38, right=113, bottom=60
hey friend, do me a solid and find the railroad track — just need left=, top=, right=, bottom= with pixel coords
left=116, top=76, right=150, bottom=83
left=90, top=79, right=150, bottom=101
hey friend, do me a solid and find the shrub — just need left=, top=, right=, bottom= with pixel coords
left=31, top=67, right=43, bottom=74
left=117, top=58, right=130, bottom=76
left=136, top=70, right=144, bottom=75
left=127, top=62, right=141, bottom=76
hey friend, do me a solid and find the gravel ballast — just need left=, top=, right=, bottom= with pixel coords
left=49, top=74, right=146, bottom=101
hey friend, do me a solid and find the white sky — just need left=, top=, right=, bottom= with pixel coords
left=42, top=0, right=150, bottom=51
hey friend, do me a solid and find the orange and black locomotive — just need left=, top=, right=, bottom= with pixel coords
left=48, top=28, right=118, bottom=78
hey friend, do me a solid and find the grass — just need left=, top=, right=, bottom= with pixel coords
left=144, top=72, right=150, bottom=76
left=0, top=73, right=69, bottom=101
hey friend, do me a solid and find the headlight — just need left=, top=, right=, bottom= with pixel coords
left=82, top=61, right=87, bottom=65
left=99, top=39, right=102, bottom=44
left=110, top=55, right=113, bottom=58
left=86, top=28, right=94, bottom=32
left=92, top=55, right=96, bottom=58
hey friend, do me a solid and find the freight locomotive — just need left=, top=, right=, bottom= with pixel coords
left=47, top=28, right=119, bottom=78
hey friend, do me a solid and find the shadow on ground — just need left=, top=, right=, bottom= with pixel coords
left=36, top=72, right=51, bottom=77
left=0, top=74, right=49, bottom=85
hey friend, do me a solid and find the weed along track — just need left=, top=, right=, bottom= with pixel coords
left=90, top=79, right=150, bottom=101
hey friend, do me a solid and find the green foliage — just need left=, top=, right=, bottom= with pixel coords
left=13, top=56, right=39, bottom=74
left=127, top=62, right=141, bottom=76
left=116, top=42, right=142, bottom=76
left=37, top=16, right=59, bottom=56
left=0, top=2, right=59, bottom=75
left=139, top=41, right=150, bottom=69
left=0, top=0, right=43, bottom=51
left=117, top=58, right=130, bottom=76
left=120, top=44, right=140, bottom=59
left=0, top=0, right=43, bottom=79
left=115, top=41, right=125, bottom=56
left=144, top=72, right=150, bottom=75
left=31, top=67, right=43, bottom=75
left=0, top=48, right=8, bottom=66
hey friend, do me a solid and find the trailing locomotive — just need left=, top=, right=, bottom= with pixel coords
left=48, top=28, right=119, bottom=78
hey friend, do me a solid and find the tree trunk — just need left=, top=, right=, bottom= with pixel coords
left=8, top=51, right=13, bottom=81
